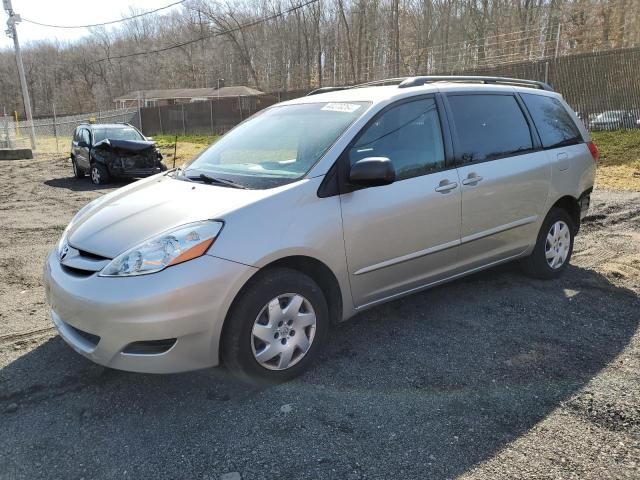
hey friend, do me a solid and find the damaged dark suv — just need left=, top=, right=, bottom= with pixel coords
left=70, top=123, right=166, bottom=185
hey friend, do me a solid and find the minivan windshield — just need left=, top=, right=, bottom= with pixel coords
left=181, top=101, right=369, bottom=189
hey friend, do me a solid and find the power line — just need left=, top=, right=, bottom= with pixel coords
left=89, top=0, right=319, bottom=65
left=21, top=0, right=187, bottom=29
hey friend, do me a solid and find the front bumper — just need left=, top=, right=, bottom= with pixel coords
left=43, top=250, right=256, bottom=373
left=109, top=165, right=165, bottom=178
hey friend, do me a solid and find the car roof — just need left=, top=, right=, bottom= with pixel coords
left=280, top=82, right=561, bottom=107
left=79, top=123, right=136, bottom=130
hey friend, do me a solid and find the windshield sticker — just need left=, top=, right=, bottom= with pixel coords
left=321, top=103, right=362, bottom=113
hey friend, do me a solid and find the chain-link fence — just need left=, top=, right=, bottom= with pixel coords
left=455, top=46, right=640, bottom=130
left=1, top=107, right=138, bottom=154
left=138, top=47, right=640, bottom=138
left=3, top=47, right=639, bottom=156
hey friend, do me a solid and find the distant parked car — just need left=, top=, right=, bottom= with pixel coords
left=70, top=123, right=166, bottom=185
left=588, top=110, right=639, bottom=131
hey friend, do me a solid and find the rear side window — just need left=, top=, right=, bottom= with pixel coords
left=81, top=129, right=91, bottom=145
left=447, top=94, right=533, bottom=163
left=348, top=98, right=445, bottom=181
left=521, top=93, right=582, bottom=148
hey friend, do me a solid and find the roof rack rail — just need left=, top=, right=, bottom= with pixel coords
left=306, top=78, right=408, bottom=96
left=307, top=86, right=351, bottom=96
left=305, top=75, right=552, bottom=97
left=354, top=77, right=408, bottom=88
left=398, top=75, right=553, bottom=91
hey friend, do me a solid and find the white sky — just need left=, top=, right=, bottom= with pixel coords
left=0, top=0, right=182, bottom=49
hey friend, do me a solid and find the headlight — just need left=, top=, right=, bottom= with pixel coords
left=99, top=221, right=223, bottom=277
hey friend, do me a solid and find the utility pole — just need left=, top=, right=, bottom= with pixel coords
left=198, top=9, right=208, bottom=88
left=4, top=0, right=36, bottom=150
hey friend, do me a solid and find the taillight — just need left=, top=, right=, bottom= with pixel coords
left=587, top=141, right=600, bottom=162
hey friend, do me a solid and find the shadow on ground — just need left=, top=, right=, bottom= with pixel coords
left=0, top=264, right=638, bottom=479
left=44, top=176, right=134, bottom=192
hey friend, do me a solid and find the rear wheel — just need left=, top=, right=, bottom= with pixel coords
left=522, top=207, right=575, bottom=279
left=222, top=268, right=329, bottom=383
left=71, top=158, right=84, bottom=178
left=90, top=163, right=110, bottom=185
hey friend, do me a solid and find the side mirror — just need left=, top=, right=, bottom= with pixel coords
left=348, top=157, right=396, bottom=187
left=145, top=136, right=154, bottom=142
left=77, top=141, right=89, bottom=148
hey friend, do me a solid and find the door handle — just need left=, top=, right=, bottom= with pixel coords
left=462, top=174, right=483, bottom=186
left=434, top=180, right=458, bottom=193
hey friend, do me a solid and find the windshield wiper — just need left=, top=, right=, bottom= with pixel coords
left=187, top=173, right=248, bottom=189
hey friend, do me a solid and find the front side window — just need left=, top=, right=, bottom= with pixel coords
left=81, top=129, right=91, bottom=145
left=183, top=101, right=369, bottom=189
left=521, top=93, right=582, bottom=148
left=348, top=98, right=445, bottom=181
left=448, top=94, right=533, bottom=163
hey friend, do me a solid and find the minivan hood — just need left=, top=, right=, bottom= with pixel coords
left=68, top=174, right=273, bottom=258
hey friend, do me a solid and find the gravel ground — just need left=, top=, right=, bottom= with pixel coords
left=0, top=157, right=638, bottom=480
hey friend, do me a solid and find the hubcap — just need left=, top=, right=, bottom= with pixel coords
left=545, top=220, right=571, bottom=269
left=251, top=293, right=317, bottom=371
left=91, top=167, right=100, bottom=184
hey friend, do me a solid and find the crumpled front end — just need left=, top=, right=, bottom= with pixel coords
left=92, top=139, right=165, bottom=177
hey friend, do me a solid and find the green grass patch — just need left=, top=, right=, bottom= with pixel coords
left=153, top=134, right=220, bottom=148
left=591, top=130, right=640, bottom=166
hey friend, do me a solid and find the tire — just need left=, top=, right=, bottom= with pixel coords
left=71, top=158, right=84, bottom=178
left=222, top=268, right=329, bottom=383
left=90, top=163, right=110, bottom=185
left=521, top=207, right=575, bottom=279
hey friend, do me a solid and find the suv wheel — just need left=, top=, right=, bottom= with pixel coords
left=222, top=268, right=329, bottom=383
left=522, top=207, right=575, bottom=279
left=90, top=163, right=110, bottom=185
left=71, top=158, right=84, bottom=178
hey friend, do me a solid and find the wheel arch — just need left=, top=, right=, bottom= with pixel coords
left=228, top=255, right=343, bottom=325
left=218, top=254, right=345, bottom=364
left=549, top=195, right=580, bottom=232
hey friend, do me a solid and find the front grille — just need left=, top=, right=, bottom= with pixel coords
left=68, top=324, right=101, bottom=347
left=60, top=245, right=111, bottom=274
left=120, top=153, right=156, bottom=169
left=122, top=339, right=177, bottom=355
left=61, top=265, right=95, bottom=277
left=76, top=249, right=109, bottom=261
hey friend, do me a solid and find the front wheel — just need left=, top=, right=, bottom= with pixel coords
left=222, top=268, right=329, bottom=383
left=90, top=163, right=110, bottom=185
left=521, top=207, right=575, bottom=279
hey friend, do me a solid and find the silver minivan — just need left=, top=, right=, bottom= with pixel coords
left=44, top=76, right=597, bottom=382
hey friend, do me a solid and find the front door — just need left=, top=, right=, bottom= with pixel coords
left=75, top=128, right=91, bottom=170
left=339, top=96, right=462, bottom=308
left=444, top=93, right=551, bottom=269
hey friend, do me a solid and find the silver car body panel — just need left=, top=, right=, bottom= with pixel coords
left=340, top=170, right=462, bottom=307
left=455, top=151, right=551, bottom=270
left=44, top=81, right=596, bottom=373
left=44, top=250, right=256, bottom=372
